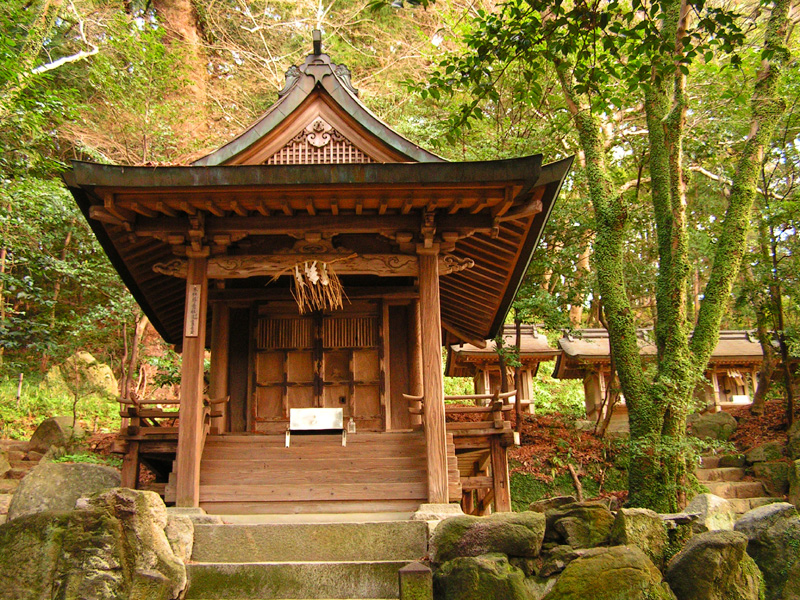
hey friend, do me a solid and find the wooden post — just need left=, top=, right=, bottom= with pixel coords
left=175, top=252, right=209, bottom=507
left=418, top=249, right=448, bottom=504
left=120, top=441, right=140, bottom=489
left=408, top=300, right=423, bottom=426
left=490, top=436, right=511, bottom=512
left=209, top=302, right=229, bottom=433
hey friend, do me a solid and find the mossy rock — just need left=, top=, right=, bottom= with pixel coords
left=665, top=530, right=764, bottom=600
left=746, top=442, right=784, bottom=465
left=735, top=503, right=800, bottom=600
left=719, top=454, right=747, bottom=468
left=541, top=545, right=676, bottom=600
left=544, top=501, right=615, bottom=549
left=753, top=461, right=791, bottom=496
left=685, top=494, right=735, bottom=534
left=7, top=461, right=120, bottom=521
left=28, top=416, right=84, bottom=454
left=609, top=508, right=669, bottom=569
left=688, top=412, right=737, bottom=441
left=433, top=553, right=530, bottom=600
left=788, top=460, right=800, bottom=510
left=0, top=451, right=9, bottom=479
left=430, top=511, right=546, bottom=564
left=0, top=488, right=186, bottom=600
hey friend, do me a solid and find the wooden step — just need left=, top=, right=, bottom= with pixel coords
left=200, top=467, right=426, bottom=486
left=199, top=481, right=427, bottom=504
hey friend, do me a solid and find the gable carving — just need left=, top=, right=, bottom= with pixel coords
left=264, top=117, right=375, bottom=165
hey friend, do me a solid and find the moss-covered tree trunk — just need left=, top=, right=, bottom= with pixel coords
left=559, top=0, right=791, bottom=511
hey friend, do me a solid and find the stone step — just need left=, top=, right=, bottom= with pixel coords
left=186, top=561, right=409, bottom=599
left=699, top=456, right=721, bottom=469
left=0, top=480, right=19, bottom=494
left=191, top=521, right=428, bottom=563
left=0, top=440, right=29, bottom=452
left=704, top=481, right=766, bottom=499
left=8, top=465, right=36, bottom=480
left=695, top=467, right=746, bottom=482
left=728, top=497, right=781, bottom=514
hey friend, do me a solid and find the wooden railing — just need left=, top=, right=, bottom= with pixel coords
left=404, top=390, right=516, bottom=514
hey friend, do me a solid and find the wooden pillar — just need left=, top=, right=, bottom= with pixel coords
left=409, top=300, right=423, bottom=426
left=209, top=302, right=229, bottom=433
left=120, top=441, right=140, bottom=489
left=418, top=250, right=449, bottom=504
left=175, top=253, right=209, bottom=507
left=490, top=437, right=511, bottom=512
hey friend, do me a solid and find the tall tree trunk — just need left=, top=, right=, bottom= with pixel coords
left=152, top=0, right=207, bottom=139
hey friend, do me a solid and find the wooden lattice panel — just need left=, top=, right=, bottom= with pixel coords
left=256, top=317, right=314, bottom=350
left=264, top=117, right=376, bottom=165
left=322, top=316, right=378, bottom=348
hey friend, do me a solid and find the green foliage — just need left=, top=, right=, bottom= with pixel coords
left=529, top=360, right=585, bottom=417
left=52, top=451, right=122, bottom=468
left=0, top=375, right=120, bottom=440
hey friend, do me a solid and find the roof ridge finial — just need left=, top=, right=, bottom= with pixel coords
left=312, top=29, right=322, bottom=56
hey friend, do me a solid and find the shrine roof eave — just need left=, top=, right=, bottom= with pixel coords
left=64, top=154, right=573, bottom=346
left=65, top=153, right=547, bottom=191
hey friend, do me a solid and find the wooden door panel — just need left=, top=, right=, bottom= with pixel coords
left=287, top=351, right=314, bottom=383
left=255, top=386, right=283, bottom=420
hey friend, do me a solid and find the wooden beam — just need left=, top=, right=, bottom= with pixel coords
left=153, top=253, right=473, bottom=279
left=134, top=213, right=494, bottom=238
left=175, top=253, right=209, bottom=507
left=419, top=248, right=448, bottom=504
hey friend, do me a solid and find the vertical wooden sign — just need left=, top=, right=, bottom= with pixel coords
left=185, top=284, right=202, bottom=337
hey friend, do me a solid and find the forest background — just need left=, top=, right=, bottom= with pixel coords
left=0, top=0, right=797, bottom=461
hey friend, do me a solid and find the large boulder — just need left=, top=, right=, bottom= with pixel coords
left=433, top=553, right=530, bottom=600
left=685, top=493, right=736, bottom=533
left=788, top=421, right=800, bottom=461
left=28, top=416, right=84, bottom=454
left=734, top=502, right=800, bottom=600
left=0, top=488, right=186, bottom=600
left=609, top=507, right=669, bottom=568
left=541, top=545, right=676, bottom=600
left=754, top=461, right=791, bottom=496
left=45, top=351, right=119, bottom=398
left=544, top=501, right=615, bottom=549
left=688, top=411, right=737, bottom=441
left=746, top=441, right=784, bottom=464
left=665, top=530, right=763, bottom=600
left=430, top=511, right=546, bottom=564
left=7, top=461, right=120, bottom=521
left=789, top=460, right=800, bottom=509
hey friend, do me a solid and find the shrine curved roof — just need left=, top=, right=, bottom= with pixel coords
left=192, top=51, right=443, bottom=166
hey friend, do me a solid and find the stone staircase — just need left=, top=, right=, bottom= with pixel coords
left=185, top=519, right=429, bottom=599
left=0, top=439, right=43, bottom=524
left=696, top=455, right=779, bottom=514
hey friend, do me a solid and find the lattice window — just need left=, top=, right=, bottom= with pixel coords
left=322, top=316, right=378, bottom=348
left=265, top=117, right=376, bottom=165
left=256, top=317, right=314, bottom=350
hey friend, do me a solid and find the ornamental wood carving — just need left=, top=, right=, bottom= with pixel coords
left=264, top=117, right=374, bottom=165
left=153, top=253, right=474, bottom=279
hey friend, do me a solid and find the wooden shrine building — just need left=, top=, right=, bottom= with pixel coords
left=553, top=329, right=765, bottom=429
left=446, top=324, right=560, bottom=411
left=64, top=37, right=572, bottom=515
